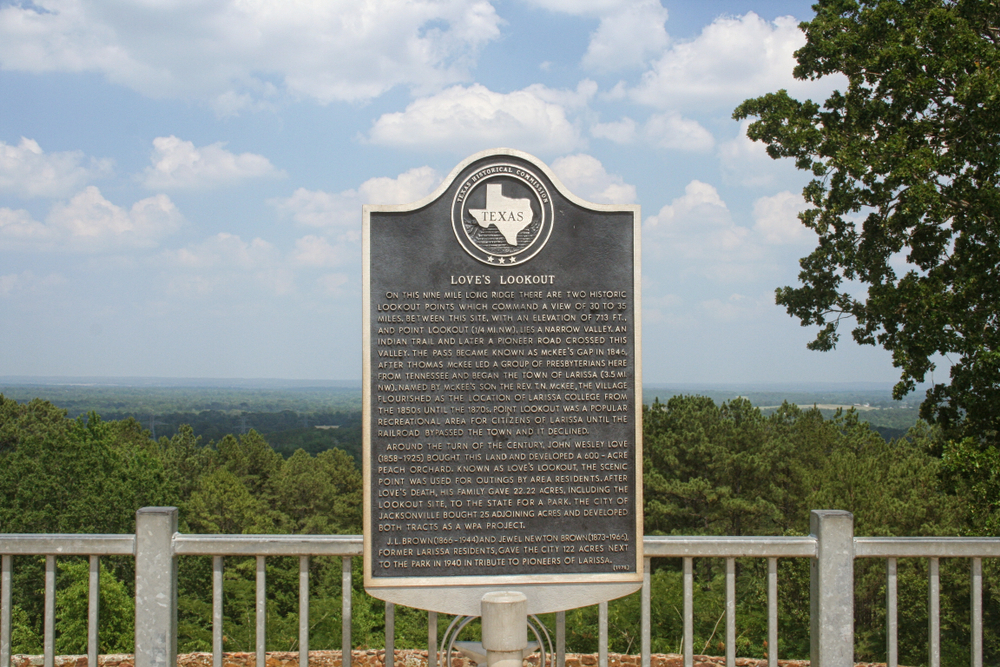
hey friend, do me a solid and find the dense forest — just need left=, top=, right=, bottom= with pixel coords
left=0, top=392, right=995, bottom=666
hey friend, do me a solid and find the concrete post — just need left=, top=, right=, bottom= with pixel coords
left=810, top=510, right=854, bottom=667
left=135, top=507, right=178, bottom=667
left=481, top=592, right=527, bottom=667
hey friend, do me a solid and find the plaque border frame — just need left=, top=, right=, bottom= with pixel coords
left=362, top=148, right=643, bottom=602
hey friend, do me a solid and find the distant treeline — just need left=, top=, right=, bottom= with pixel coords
left=102, top=409, right=363, bottom=462
left=0, top=393, right=995, bottom=666
left=0, top=384, right=364, bottom=462
left=0, top=383, right=921, bottom=447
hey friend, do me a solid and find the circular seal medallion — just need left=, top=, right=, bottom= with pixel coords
left=451, top=163, right=554, bottom=266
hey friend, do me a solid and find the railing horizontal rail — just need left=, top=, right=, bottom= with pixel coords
left=643, top=535, right=817, bottom=558
left=4, top=516, right=1000, bottom=667
left=0, top=535, right=135, bottom=555
left=855, top=537, right=1000, bottom=558
left=173, top=534, right=363, bottom=556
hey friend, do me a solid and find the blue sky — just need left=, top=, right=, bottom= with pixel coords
left=0, top=0, right=904, bottom=384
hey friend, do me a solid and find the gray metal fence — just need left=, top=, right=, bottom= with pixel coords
left=1, top=508, right=996, bottom=667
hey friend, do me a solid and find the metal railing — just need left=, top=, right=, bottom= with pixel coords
left=1, top=509, right=996, bottom=667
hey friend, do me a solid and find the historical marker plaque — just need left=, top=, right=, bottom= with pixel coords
left=363, top=149, right=642, bottom=612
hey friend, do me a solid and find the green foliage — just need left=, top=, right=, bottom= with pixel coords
left=184, top=468, right=277, bottom=534
left=644, top=397, right=821, bottom=536
left=3, top=392, right=998, bottom=664
left=0, top=394, right=366, bottom=655
left=942, top=437, right=1000, bottom=535
left=734, top=0, right=1000, bottom=444
left=270, top=448, right=363, bottom=534
left=8, top=604, right=42, bottom=655
left=641, top=396, right=977, bottom=663
left=0, top=397, right=175, bottom=534
left=55, top=559, right=135, bottom=654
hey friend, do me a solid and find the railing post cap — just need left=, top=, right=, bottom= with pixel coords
left=810, top=509, right=853, bottom=519
left=137, top=506, right=179, bottom=515
left=482, top=591, right=527, bottom=605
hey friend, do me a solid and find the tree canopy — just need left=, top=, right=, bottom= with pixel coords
left=3, top=393, right=998, bottom=661
left=734, top=0, right=1000, bottom=444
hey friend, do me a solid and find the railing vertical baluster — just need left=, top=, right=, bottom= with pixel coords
left=642, top=556, right=651, bottom=667
left=342, top=557, right=352, bottom=667
left=213, top=556, right=223, bottom=667
left=598, top=601, right=608, bottom=667
left=767, top=557, right=777, bottom=667
left=299, top=556, right=309, bottom=667
left=88, top=555, right=99, bottom=667
left=44, top=555, right=55, bottom=667
left=384, top=602, right=394, bottom=667
left=683, top=557, right=693, bottom=667
left=886, top=558, right=897, bottom=667
left=1, top=555, right=11, bottom=667
left=725, top=558, right=735, bottom=667
left=971, top=558, right=982, bottom=667
left=556, top=611, right=565, bottom=667
left=929, top=557, right=940, bottom=667
left=426, top=611, right=436, bottom=667
left=256, top=556, right=266, bottom=667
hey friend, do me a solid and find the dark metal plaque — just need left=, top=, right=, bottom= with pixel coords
left=363, top=149, right=642, bottom=591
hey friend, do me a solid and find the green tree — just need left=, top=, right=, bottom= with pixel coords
left=0, top=397, right=175, bottom=654
left=643, top=396, right=818, bottom=537
left=733, top=0, right=1000, bottom=443
left=217, top=430, right=284, bottom=495
left=157, top=424, right=216, bottom=499
left=55, top=559, right=135, bottom=654
left=183, top=468, right=276, bottom=534
left=0, top=398, right=173, bottom=534
left=8, top=604, right=42, bottom=655
left=270, top=448, right=362, bottom=534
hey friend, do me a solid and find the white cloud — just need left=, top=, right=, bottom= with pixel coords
left=367, top=83, right=582, bottom=155
left=643, top=112, right=714, bottom=151
left=752, top=191, right=811, bottom=244
left=0, top=0, right=502, bottom=105
left=632, top=12, right=844, bottom=110
left=0, top=272, right=20, bottom=297
left=168, top=233, right=276, bottom=270
left=0, top=137, right=112, bottom=198
left=272, top=189, right=356, bottom=230
left=359, top=167, right=442, bottom=205
left=640, top=290, right=691, bottom=327
left=0, top=270, right=64, bottom=297
left=522, top=0, right=630, bottom=12
left=317, top=273, right=350, bottom=296
left=291, top=235, right=342, bottom=268
left=717, top=119, right=810, bottom=188
left=718, top=119, right=777, bottom=186
left=141, top=136, right=283, bottom=189
left=550, top=154, right=635, bottom=204
left=645, top=180, right=732, bottom=234
left=590, top=117, right=637, bottom=144
left=525, top=79, right=598, bottom=109
left=0, top=187, right=182, bottom=251
left=162, top=232, right=296, bottom=296
left=644, top=180, right=764, bottom=282
left=698, top=292, right=769, bottom=323
left=0, top=207, right=52, bottom=245
left=270, top=167, right=440, bottom=229
left=581, top=0, right=668, bottom=72
left=519, top=0, right=671, bottom=73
